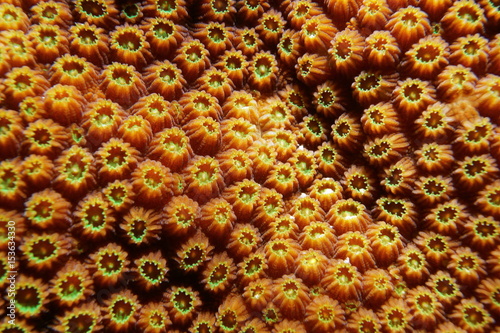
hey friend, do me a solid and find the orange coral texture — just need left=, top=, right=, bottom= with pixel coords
left=1, top=0, right=500, bottom=332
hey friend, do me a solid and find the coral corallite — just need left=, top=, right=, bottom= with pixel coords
left=2, top=0, right=500, bottom=332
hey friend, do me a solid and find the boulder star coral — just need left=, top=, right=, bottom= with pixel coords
left=1, top=0, right=500, bottom=332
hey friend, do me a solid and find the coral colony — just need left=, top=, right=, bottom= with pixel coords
left=1, top=0, right=500, bottom=332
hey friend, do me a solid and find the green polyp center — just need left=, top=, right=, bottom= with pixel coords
left=282, top=281, right=299, bottom=299
left=17, top=286, right=41, bottom=314
left=100, top=253, right=122, bottom=274
left=458, top=255, right=477, bottom=271
left=1, top=168, right=17, bottom=191
left=309, top=225, right=326, bottom=239
left=107, top=186, right=126, bottom=206
left=466, top=124, right=489, bottom=143
left=31, top=239, right=56, bottom=261
left=387, top=309, right=405, bottom=328
left=403, top=83, right=423, bottom=102
left=40, top=29, right=58, bottom=46
left=214, top=206, right=230, bottom=224
left=382, top=200, right=406, bottom=217
left=159, top=0, right=176, bottom=14
left=263, top=308, right=279, bottom=323
left=464, top=39, right=480, bottom=55
left=425, top=111, right=444, bottom=129
left=140, top=261, right=163, bottom=282
left=220, top=310, right=237, bottom=330
left=31, top=200, right=53, bottom=221
left=359, top=320, right=377, bottom=333
left=2, top=9, right=18, bottom=22
left=183, top=246, right=204, bottom=268
left=154, top=21, right=173, bottom=39
left=428, top=237, right=446, bottom=253
left=298, top=200, right=315, bottom=217
left=435, top=278, right=455, bottom=297
left=208, top=26, right=226, bottom=43
left=337, top=202, right=360, bottom=218
left=336, top=266, right=354, bottom=285
left=193, top=95, right=211, bottom=111
left=209, top=263, right=229, bottom=285
left=457, top=5, right=479, bottom=22
left=335, top=39, right=352, bottom=59
left=239, top=230, right=256, bottom=246
left=116, top=31, right=141, bottom=51
left=149, top=312, right=164, bottom=327
left=465, top=159, right=487, bottom=177
left=243, top=31, right=257, bottom=47
left=304, top=21, right=318, bottom=37
left=407, top=252, right=423, bottom=270
left=32, top=127, right=52, bottom=146
left=264, top=16, right=280, bottom=33
left=129, top=219, right=146, bottom=242
left=296, top=157, right=313, bottom=174
left=208, top=72, right=224, bottom=88
left=401, top=11, right=418, bottom=27
left=62, top=60, right=85, bottom=77
left=464, top=307, right=486, bottom=326
left=186, top=44, right=203, bottom=63
left=347, top=236, right=366, bottom=254
left=80, top=0, right=106, bottom=17
left=244, top=257, right=263, bottom=275
left=369, top=141, right=390, bottom=157
left=271, top=241, right=288, bottom=256
left=13, top=74, right=33, bottom=91
left=106, top=147, right=127, bottom=168
left=358, top=74, right=381, bottom=92
left=60, top=275, right=83, bottom=300
left=437, top=206, right=458, bottom=224
left=111, top=299, right=134, bottom=323
left=84, top=204, right=106, bottom=229
left=212, top=0, right=229, bottom=13
left=334, top=121, right=351, bottom=138
left=159, top=67, right=177, bottom=84
left=238, top=185, right=258, bottom=204
left=368, top=107, right=384, bottom=124
left=321, top=147, right=336, bottom=163
left=174, top=205, right=194, bottom=227
left=123, top=3, right=139, bottom=19
left=255, top=57, right=272, bottom=78
left=67, top=313, right=96, bottom=333
left=144, top=169, right=163, bottom=189
left=163, top=132, right=186, bottom=152
left=299, top=60, right=312, bottom=76
left=423, top=179, right=445, bottom=196
left=195, top=162, right=216, bottom=185
left=111, top=68, right=132, bottom=86
left=318, top=89, right=335, bottom=107
left=78, top=29, right=98, bottom=45
left=279, top=36, right=293, bottom=54
left=173, top=290, right=193, bottom=313
left=416, top=294, right=434, bottom=313
left=226, top=55, right=242, bottom=70
left=486, top=188, right=500, bottom=206
left=386, top=168, right=402, bottom=186
left=275, top=167, right=292, bottom=183
left=416, top=44, right=440, bottom=63
left=307, top=118, right=323, bottom=136
left=379, top=228, right=396, bottom=245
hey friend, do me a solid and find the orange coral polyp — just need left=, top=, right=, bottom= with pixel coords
left=69, top=22, right=110, bottom=66
left=100, top=62, right=147, bottom=107
left=326, top=198, right=371, bottom=235
left=132, top=159, right=173, bottom=207
left=148, top=127, right=193, bottom=172
left=184, top=156, right=224, bottom=204
left=144, top=60, right=186, bottom=101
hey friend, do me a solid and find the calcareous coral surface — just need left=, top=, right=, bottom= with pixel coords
left=1, top=0, right=500, bottom=332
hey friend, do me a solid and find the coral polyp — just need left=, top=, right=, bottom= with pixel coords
left=2, top=0, right=500, bottom=331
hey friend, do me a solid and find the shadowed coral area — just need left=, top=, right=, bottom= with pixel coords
left=0, top=0, right=500, bottom=332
